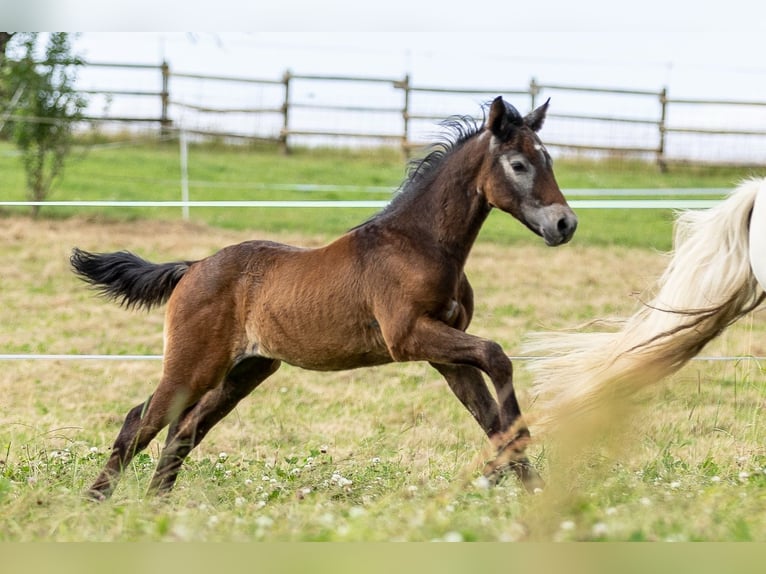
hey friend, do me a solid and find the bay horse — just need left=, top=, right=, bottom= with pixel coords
left=526, top=177, right=766, bottom=435
left=71, top=96, right=578, bottom=500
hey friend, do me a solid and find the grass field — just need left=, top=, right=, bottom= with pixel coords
left=2, top=138, right=765, bottom=249
left=3, top=140, right=766, bottom=542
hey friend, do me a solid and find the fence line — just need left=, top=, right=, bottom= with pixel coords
left=65, top=61, right=766, bottom=167
left=0, top=198, right=725, bottom=210
left=1, top=354, right=762, bottom=363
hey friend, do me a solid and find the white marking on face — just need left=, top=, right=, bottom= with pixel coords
left=499, top=153, right=536, bottom=193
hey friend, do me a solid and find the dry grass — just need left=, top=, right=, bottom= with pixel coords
left=3, top=215, right=766, bottom=541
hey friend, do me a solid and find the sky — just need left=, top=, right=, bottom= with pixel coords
left=6, top=0, right=766, bottom=99
left=65, top=9, right=766, bottom=101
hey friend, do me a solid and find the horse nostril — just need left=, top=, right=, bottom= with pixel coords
left=557, top=214, right=577, bottom=238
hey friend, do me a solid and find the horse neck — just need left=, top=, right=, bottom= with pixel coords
left=409, top=136, right=491, bottom=262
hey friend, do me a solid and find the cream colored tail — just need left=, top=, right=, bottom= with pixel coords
left=525, top=178, right=766, bottom=435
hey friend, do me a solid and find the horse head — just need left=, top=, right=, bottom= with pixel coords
left=478, top=96, right=577, bottom=246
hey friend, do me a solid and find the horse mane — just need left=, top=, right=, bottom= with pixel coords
left=352, top=114, right=484, bottom=230
left=402, top=115, right=483, bottom=193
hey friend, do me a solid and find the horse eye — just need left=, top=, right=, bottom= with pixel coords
left=511, top=161, right=527, bottom=173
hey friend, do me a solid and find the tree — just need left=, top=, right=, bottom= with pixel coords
left=0, top=32, right=15, bottom=65
left=5, top=33, right=87, bottom=216
left=0, top=32, right=18, bottom=126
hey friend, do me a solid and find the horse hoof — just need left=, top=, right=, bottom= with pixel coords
left=84, top=488, right=108, bottom=502
left=482, top=457, right=545, bottom=494
left=523, top=475, right=545, bottom=495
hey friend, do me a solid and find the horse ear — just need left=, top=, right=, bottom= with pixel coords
left=488, top=96, right=522, bottom=140
left=524, top=98, right=550, bottom=132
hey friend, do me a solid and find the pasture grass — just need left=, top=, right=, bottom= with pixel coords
left=3, top=138, right=766, bottom=542
left=2, top=138, right=765, bottom=251
left=3, top=217, right=766, bottom=541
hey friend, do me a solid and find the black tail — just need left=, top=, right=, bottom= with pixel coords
left=70, top=248, right=193, bottom=311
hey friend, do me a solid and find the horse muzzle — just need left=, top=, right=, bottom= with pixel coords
left=527, top=204, right=578, bottom=246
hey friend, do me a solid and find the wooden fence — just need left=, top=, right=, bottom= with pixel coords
left=76, top=61, right=766, bottom=168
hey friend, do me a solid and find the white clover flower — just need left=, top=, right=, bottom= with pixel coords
left=331, top=473, right=352, bottom=487
left=592, top=522, right=609, bottom=537
left=472, top=475, right=491, bottom=490
left=255, top=516, right=274, bottom=528
left=297, top=487, right=312, bottom=499
left=443, top=531, right=464, bottom=542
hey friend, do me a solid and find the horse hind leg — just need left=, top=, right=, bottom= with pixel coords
left=86, top=358, right=224, bottom=501
left=87, top=397, right=153, bottom=500
left=86, top=382, right=195, bottom=501
left=147, top=356, right=281, bottom=496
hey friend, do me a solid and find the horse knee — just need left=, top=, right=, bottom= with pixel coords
left=483, top=341, right=513, bottom=381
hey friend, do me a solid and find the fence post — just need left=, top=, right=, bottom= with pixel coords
left=280, top=69, right=292, bottom=154
left=160, top=60, right=171, bottom=137
left=399, top=74, right=411, bottom=158
left=529, top=77, right=540, bottom=110
left=658, top=87, right=668, bottom=172
left=179, top=129, right=189, bottom=221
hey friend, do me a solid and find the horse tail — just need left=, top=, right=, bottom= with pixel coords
left=524, top=178, right=766, bottom=435
left=70, top=248, right=193, bottom=311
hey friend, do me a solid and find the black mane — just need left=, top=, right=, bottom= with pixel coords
left=402, top=115, right=483, bottom=193
left=354, top=114, right=484, bottom=230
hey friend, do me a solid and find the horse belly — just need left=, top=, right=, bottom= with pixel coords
left=258, top=328, right=393, bottom=371
left=241, top=240, right=395, bottom=371
left=248, top=303, right=392, bottom=372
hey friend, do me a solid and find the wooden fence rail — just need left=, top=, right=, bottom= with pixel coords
left=66, top=61, right=766, bottom=168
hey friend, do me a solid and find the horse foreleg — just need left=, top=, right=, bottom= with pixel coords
left=430, top=363, right=501, bottom=433
left=484, top=369, right=544, bottom=491
left=147, top=357, right=281, bottom=495
left=385, top=314, right=541, bottom=490
left=430, top=362, right=543, bottom=492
